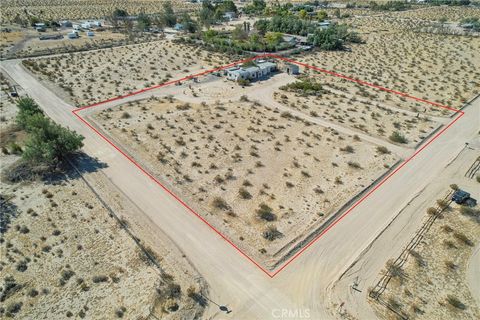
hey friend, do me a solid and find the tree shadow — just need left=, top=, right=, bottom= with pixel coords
left=0, top=194, right=19, bottom=234
left=1, top=152, right=108, bottom=184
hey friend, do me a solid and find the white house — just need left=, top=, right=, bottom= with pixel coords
left=225, top=61, right=277, bottom=82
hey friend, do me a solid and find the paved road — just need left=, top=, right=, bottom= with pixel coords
left=2, top=59, right=478, bottom=319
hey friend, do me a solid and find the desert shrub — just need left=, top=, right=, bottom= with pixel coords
left=389, top=131, right=408, bottom=144
left=121, top=112, right=131, bottom=119
left=280, top=77, right=324, bottom=94
left=176, top=103, right=191, bottom=110
left=436, top=199, right=449, bottom=210
left=449, top=184, right=459, bottom=190
left=212, top=197, right=229, bottom=210
left=262, top=226, right=283, bottom=241
left=340, top=145, right=355, bottom=153
left=6, top=302, right=22, bottom=315
left=446, top=295, right=466, bottom=310
left=256, top=203, right=276, bottom=221
left=347, top=161, right=362, bottom=169
left=166, top=283, right=181, bottom=299
left=238, top=187, right=252, bottom=199
left=376, top=146, right=390, bottom=154
left=92, top=275, right=109, bottom=283
left=453, top=232, right=473, bottom=246
left=427, top=207, right=438, bottom=215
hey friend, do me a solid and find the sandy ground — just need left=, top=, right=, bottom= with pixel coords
left=91, top=90, right=397, bottom=267
left=370, top=203, right=480, bottom=320
left=0, top=74, right=206, bottom=319
left=330, top=133, right=480, bottom=320
left=22, top=39, right=228, bottom=106
left=0, top=26, right=159, bottom=59
left=467, top=241, right=480, bottom=307
left=0, top=0, right=198, bottom=24
left=274, top=76, right=446, bottom=148
left=2, top=49, right=479, bottom=320
left=298, top=15, right=480, bottom=110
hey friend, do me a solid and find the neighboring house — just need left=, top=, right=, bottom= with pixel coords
left=87, top=31, right=95, bottom=37
left=317, top=21, right=331, bottom=29
left=59, top=20, right=72, bottom=28
left=68, top=31, right=79, bottom=39
left=282, top=35, right=297, bottom=46
left=81, top=21, right=101, bottom=29
left=223, top=11, right=237, bottom=21
left=34, top=23, right=46, bottom=32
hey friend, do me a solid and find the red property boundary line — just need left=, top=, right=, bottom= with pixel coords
left=72, top=54, right=464, bottom=278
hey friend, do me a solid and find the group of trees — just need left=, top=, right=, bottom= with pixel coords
left=243, top=0, right=267, bottom=15
left=109, top=2, right=180, bottom=31
left=255, top=15, right=317, bottom=36
left=308, top=24, right=362, bottom=50
left=461, top=17, right=480, bottom=31
left=255, top=15, right=360, bottom=50
left=200, top=27, right=292, bottom=53
left=198, top=0, right=238, bottom=27
left=15, top=97, right=84, bottom=167
left=428, top=0, right=471, bottom=5
left=368, top=1, right=411, bottom=11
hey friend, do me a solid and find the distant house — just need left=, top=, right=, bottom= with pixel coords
left=282, top=35, right=297, bottom=46
left=80, top=21, right=101, bottom=29
left=34, top=23, right=46, bottom=32
left=68, top=31, right=79, bottom=39
left=317, top=21, right=331, bottom=30
left=174, top=23, right=184, bottom=31
left=59, top=20, right=72, bottom=28
left=87, top=31, right=95, bottom=37
left=223, top=11, right=237, bottom=21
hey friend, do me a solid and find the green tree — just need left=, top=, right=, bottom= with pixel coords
left=265, top=32, right=282, bottom=47
left=16, top=97, right=43, bottom=129
left=161, top=1, right=177, bottom=27
left=317, top=10, right=328, bottom=21
left=299, top=9, right=308, bottom=19
left=137, top=13, right=151, bottom=31
left=22, top=114, right=84, bottom=165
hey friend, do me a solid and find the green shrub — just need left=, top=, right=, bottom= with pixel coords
left=256, top=203, right=276, bottom=221
left=262, top=226, right=283, bottom=241
left=389, top=131, right=408, bottom=144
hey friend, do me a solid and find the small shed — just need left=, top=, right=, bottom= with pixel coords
left=279, top=61, right=300, bottom=75
left=68, top=31, right=79, bottom=39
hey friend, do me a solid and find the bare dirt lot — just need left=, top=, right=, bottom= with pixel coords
left=0, top=74, right=206, bottom=319
left=298, top=15, right=480, bottom=110
left=273, top=75, right=444, bottom=148
left=0, top=0, right=198, bottom=24
left=0, top=26, right=155, bottom=59
left=91, top=93, right=397, bottom=267
left=370, top=202, right=480, bottom=320
left=22, top=40, right=228, bottom=106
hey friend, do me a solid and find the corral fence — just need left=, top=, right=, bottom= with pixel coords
left=465, top=156, right=480, bottom=179
left=368, top=190, right=454, bottom=320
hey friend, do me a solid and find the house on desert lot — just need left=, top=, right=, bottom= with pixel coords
left=225, top=61, right=277, bottom=82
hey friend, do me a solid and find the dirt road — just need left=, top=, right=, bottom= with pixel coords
left=2, top=59, right=478, bottom=319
